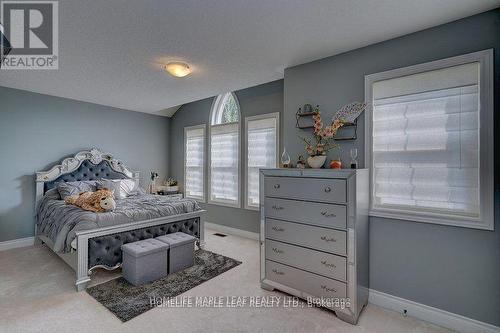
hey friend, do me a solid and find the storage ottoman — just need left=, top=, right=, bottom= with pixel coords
left=156, top=232, right=196, bottom=274
left=121, top=238, right=169, bottom=286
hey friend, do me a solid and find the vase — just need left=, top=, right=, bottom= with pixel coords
left=281, top=147, right=291, bottom=168
left=307, top=155, right=326, bottom=168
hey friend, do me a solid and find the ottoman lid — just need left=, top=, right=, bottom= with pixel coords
left=121, top=238, right=169, bottom=258
left=156, top=232, right=196, bottom=248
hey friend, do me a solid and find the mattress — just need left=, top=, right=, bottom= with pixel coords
left=36, top=189, right=201, bottom=253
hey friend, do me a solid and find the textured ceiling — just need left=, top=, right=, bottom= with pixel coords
left=0, top=0, right=498, bottom=116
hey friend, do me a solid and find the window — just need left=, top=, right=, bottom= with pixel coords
left=245, top=113, right=279, bottom=209
left=184, top=125, right=206, bottom=201
left=365, top=50, right=493, bottom=230
left=209, top=92, right=241, bottom=207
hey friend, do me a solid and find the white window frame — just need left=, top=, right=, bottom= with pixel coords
left=183, top=124, right=206, bottom=202
left=364, top=49, right=494, bottom=230
left=244, top=112, right=280, bottom=210
left=208, top=92, right=241, bottom=208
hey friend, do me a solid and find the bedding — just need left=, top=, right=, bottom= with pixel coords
left=37, top=189, right=201, bottom=253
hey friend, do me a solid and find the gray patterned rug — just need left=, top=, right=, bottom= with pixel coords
left=86, top=250, right=241, bottom=322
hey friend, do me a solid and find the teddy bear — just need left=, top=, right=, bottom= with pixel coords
left=65, top=188, right=116, bottom=213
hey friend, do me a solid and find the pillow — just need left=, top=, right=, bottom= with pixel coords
left=57, top=180, right=98, bottom=200
left=98, top=179, right=137, bottom=199
left=120, top=179, right=138, bottom=196
left=97, top=179, right=121, bottom=199
left=44, top=188, right=61, bottom=200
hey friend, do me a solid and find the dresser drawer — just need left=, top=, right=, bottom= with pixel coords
left=265, top=198, right=347, bottom=230
left=266, top=240, right=346, bottom=281
left=265, top=176, right=346, bottom=203
left=266, top=260, right=347, bottom=300
left=266, top=219, right=346, bottom=255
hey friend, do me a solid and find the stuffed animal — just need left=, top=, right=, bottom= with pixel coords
left=65, top=188, right=116, bottom=213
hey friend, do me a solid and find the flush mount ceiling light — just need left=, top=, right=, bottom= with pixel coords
left=164, top=62, right=191, bottom=78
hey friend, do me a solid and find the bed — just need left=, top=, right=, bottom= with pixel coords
left=35, top=148, right=205, bottom=291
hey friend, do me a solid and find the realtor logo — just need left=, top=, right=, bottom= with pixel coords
left=1, top=0, right=58, bottom=69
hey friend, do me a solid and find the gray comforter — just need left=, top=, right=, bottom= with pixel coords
left=37, top=189, right=201, bottom=253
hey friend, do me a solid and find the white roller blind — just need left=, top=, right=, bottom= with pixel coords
left=184, top=126, right=205, bottom=200
left=210, top=123, right=239, bottom=205
left=371, top=62, right=480, bottom=218
left=246, top=116, right=278, bottom=208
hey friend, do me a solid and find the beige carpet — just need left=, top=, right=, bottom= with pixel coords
left=0, top=229, right=451, bottom=333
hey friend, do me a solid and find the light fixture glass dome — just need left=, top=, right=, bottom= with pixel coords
left=165, top=62, right=191, bottom=77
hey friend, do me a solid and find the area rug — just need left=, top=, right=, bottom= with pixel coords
left=86, top=249, right=241, bottom=322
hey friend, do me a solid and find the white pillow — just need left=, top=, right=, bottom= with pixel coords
left=120, top=179, right=138, bottom=197
left=98, top=179, right=137, bottom=199
left=97, top=179, right=121, bottom=198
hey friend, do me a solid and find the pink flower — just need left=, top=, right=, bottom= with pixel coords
left=322, top=126, right=334, bottom=138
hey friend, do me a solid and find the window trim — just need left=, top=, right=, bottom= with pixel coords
left=244, top=112, right=280, bottom=211
left=183, top=124, right=206, bottom=202
left=210, top=92, right=240, bottom=125
left=208, top=93, right=241, bottom=208
left=364, top=49, right=494, bottom=230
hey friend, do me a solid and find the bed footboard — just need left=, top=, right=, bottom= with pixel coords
left=74, top=211, right=205, bottom=291
left=88, top=217, right=201, bottom=271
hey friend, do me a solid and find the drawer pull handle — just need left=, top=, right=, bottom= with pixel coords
left=272, top=247, right=284, bottom=254
left=321, top=260, right=336, bottom=269
left=272, top=269, right=284, bottom=275
left=272, top=205, right=284, bottom=210
left=272, top=226, right=285, bottom=232
left=320, top=236, right=336, bottom=242
left=321, top=211, right=336, bottom=218
left=324, top=186, right=332, bottom=193
left=274, top=184, right=280, bottom=189
left=320, top=285, right=337, bottom=293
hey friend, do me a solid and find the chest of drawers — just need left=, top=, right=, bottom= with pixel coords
left=260, top=169, right=369, bottom=324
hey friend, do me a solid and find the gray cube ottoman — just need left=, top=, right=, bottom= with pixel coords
left=121, top=238, right=169, bottom=286
left=156, top=232, right=196, bottom=274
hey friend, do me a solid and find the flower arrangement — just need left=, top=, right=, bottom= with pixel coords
left=301, top=112, right=344, bottom=157
left=150, top=171, right=159, bottom=181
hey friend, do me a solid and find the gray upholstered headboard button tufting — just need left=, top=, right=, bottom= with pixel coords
left=35, top=148, right=139, bottom=206
left=44, top=160, right=127, bottom=192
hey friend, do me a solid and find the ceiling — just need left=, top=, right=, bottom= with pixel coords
left=0, top=0, right=498, bottom=117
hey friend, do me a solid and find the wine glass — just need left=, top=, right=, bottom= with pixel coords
left=350, top=148, right=358, bottom=169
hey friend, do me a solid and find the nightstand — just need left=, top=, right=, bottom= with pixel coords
left=156, top=192, right=183, bottom=200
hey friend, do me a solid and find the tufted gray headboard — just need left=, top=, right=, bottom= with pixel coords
left=35, top=148, right=139, bottom=204
left=44, top=160, right=127, bottom=192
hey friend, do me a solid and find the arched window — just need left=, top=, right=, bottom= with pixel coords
left=209, top=92, right=241, bottom=206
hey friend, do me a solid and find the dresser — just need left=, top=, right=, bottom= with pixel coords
left=259, top=168, right=369, bottom=324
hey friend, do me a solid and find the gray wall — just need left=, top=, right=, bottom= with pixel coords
left=0, top=87, right=170, bottom=242
left=169, top=80, right=283, bottom=233
left=284, top=9, right=500, bottom=325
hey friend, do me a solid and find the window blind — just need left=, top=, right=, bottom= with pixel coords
left=210, top=123, right=239, bottom=204
left=246, top=116, right=277, bottom=208
left=185, top=126, right=205, bottom=200
left=371, top=62, right=480, bottom=218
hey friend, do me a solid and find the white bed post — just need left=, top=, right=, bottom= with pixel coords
left=199, top=216, right=206, bottom=250
left=75, top=234, right=90, bottom=291
left=34, top=181, right=45, bottom=245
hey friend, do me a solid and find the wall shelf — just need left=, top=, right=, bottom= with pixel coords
left=295, top=111, right=318, bottom=129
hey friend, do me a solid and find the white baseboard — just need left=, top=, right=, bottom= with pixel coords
left=0, top=236, right=35, bottom=251
left=205, top=222, right=259, bottom=240
left=369, top=289, right=500, bottom=333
